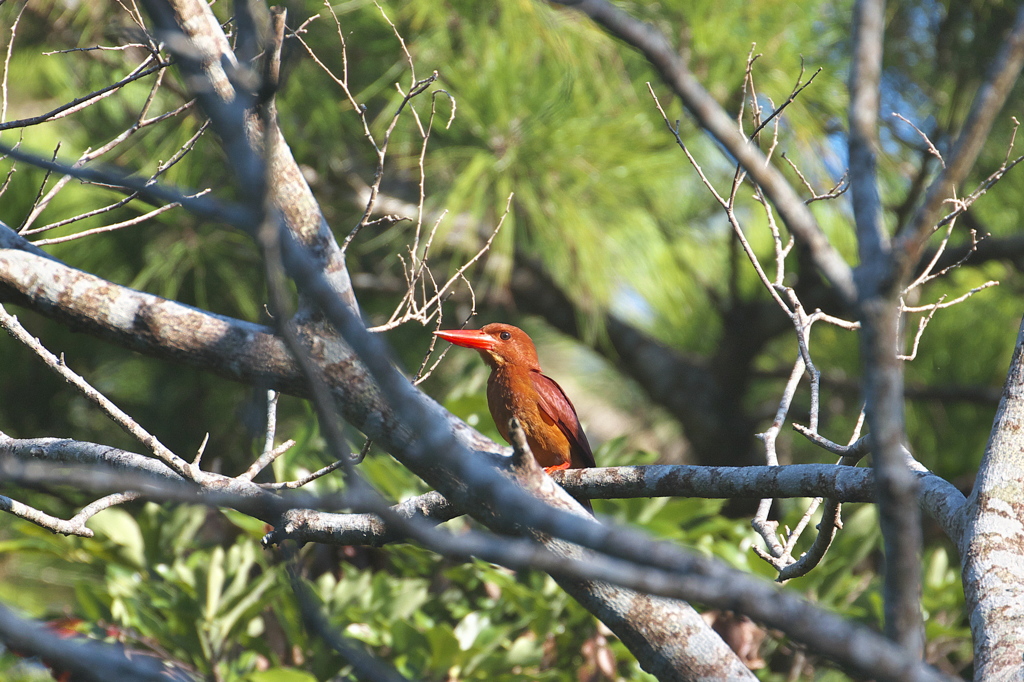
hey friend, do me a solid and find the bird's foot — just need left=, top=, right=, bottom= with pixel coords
left=543, top=462, right=571, bottom=474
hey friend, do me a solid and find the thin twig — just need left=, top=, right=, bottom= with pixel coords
left=749, top=63, right=823, bottom=141
left=892, top=112, right=945, bottom=168
left=367, top=194, right=511, bottom=333
left=0, top=56, right=168, bottom=132
left=901, top=281, right=997, bottom=313
left=31, top=195, right=203, bottom=246
left=261, top=456, right=350, bottom=490
left=241, top=439, right=296, bottom=482
left=0, top=2, right=28, bottom=133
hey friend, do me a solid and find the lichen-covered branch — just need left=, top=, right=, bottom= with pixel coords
left=961, top=315, right=1024, bottom=679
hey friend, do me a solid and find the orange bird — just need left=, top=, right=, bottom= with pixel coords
left=435, top=324, right=596, bottom=479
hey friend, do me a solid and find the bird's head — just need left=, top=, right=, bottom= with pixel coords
left=434, top=323, right=540, bottom=370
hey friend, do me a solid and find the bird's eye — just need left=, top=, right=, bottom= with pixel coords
left=499, top=331, right=511, bottom=340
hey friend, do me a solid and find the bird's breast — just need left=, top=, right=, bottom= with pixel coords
left=487, top=371, right=572, bottom=468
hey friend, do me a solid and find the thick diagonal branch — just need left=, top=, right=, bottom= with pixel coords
left=142, top=0, right=358, bottom=313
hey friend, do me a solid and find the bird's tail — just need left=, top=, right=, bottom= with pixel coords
left=574, top=495, right=594, bottom=515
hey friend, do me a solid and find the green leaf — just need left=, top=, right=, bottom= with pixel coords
left=87, top=508, right=145, bottom=569
left=505, top=632, right=542, bottom=667
left=212, top=567, right=278, bottom=648
left=222, top=509, right=272, bottom=538
left=454, top=611, right=490, bottom=651
left=425, top=623, right=461, bottom=671
left=204, top=545, right=226, bottom=621
left=241, top=669, right=318, bottom=682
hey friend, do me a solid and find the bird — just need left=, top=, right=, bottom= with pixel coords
left=434, top=323, right=595, bottom=509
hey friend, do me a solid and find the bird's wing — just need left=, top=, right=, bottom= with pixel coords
left=529, top=370, right=596, bottom=468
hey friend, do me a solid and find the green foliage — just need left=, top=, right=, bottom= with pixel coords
left=0, top=456, right=675, bottom=680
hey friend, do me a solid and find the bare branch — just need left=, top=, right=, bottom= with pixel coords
left=898, top=7, right=1024, bottom=268
left=20, top=100, right=204, bottom=237
left=897, top=298, right=943, bottom=362
left=793, top=427, right=966, bottom=544
left=848, top=0, right=887, bottom=270
left=0, top=144, right=257, bottom=228
left=31, top=193, right=200, bottom=246
left=0, top=2, right=28, bottom=131
left=67, top=491, right=144, bottom=528
left=367, top=194, right=510, bottom=332
left=902, top=281, right=998, bottom=313
left=0, top=56, right=169, bottom=132
left=848, top=0, right=926, bottom=652
left=143, top=0, right=359, bottom=313
left=782, top=153, right=850, bottom=204
left=892, top=112, right=945, bottom=168
left=933, top=151, right=1024, bottom=231
left=240, top=439, right=296, bottom=483
left=773, top=423, right=872, bottom=582
left=0, top=303, right=194, bottom=479
left=752, top=355, right=807, bottom=560
left=749, top=64, right=823, bottom=141
left=260, top=456, right=350, bottom=490
left=899, top=251, right=999, bottom=360
left=41, top=44, right=153, bottom=56
left=0, top=492, right=97, bottom=538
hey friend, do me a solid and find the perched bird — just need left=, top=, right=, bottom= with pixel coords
left=434, top=323, right=596, bottom=481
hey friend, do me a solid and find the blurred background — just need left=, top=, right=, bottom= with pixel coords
left=1, top=0, right=1020, bottom=678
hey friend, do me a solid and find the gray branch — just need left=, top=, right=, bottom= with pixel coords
left=1, top=433, right=966, bottom=543
left=0, top=604, right=195, bottom=682
left=848, top=0, right=924, bottom=653
left=848, top=0, right=887, bottom=270
left=140, top=0, right=358, bottom=314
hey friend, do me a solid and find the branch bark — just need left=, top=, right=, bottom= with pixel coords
left=961, top=315, right=1024, bottom=680
left=1, top=434, right=966, bottom=546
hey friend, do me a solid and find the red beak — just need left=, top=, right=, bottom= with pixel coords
left=434, top=329, right=497, bottom=351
